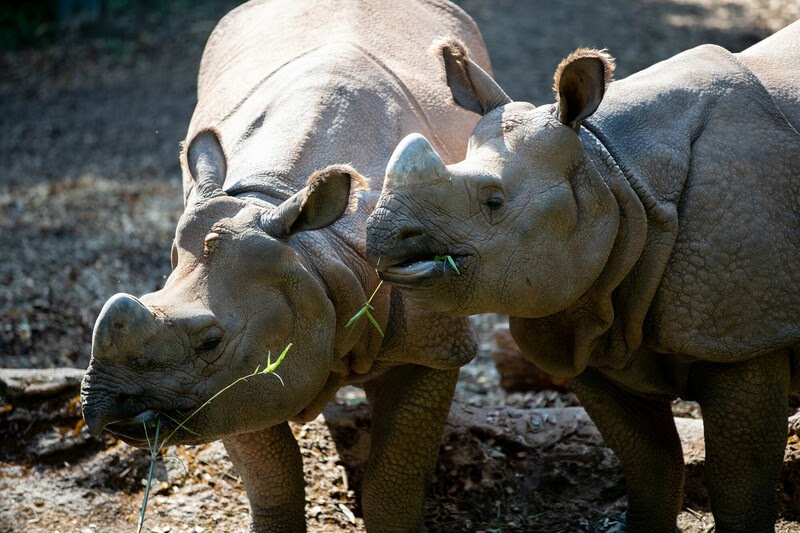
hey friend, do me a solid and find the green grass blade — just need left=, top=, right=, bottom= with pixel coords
left=158, top=411, right=200, bottom=436
left=264, top=342, right=291, bottom=373
left=367, top=279, right=384, bottom=303
left=345, top=307, right=367, bottom=329
left=345, top=279, right=385, bottom=335
left=434, top=255, right=459, bottom=274
left=365, top=310, right=384, bottom=337
left=445, top=255, right=459, bottom=274
left=137, top=415, right=161, bottom=533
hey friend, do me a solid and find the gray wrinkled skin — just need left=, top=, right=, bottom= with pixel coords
left=366, top=21, right=800, bottom=533
left=81, top=1, right=488, bottom=531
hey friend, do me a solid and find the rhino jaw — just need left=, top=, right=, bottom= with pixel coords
left=81, top=387, right=194, bottom=447
left=103, top=410, right=164, bottom=448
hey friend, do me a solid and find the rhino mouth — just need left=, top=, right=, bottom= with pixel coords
left=377, top=254, right=465, bottom=287
left=105, top=409, right=194, bottom=449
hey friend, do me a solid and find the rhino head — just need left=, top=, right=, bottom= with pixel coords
left=82, top=128, right=362, bottom=448
left=366, top=42, right=620, bottom=319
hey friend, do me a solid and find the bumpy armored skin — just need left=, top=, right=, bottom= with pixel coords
left=362, top=365, right=459, bottom=530
left=365, top=21, right=800, bottom=533
left=223, top=424, right=306, bottom=531
left=80, top=1, right=488, bottom=530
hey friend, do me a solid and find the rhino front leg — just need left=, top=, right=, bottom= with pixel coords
left=691, top=350, right=790, bottom=533
left=574, top=368, right=684, bottom=533
left=362, top=364, right=459, bottom=532
left=223, top=422, right=306, bottom=533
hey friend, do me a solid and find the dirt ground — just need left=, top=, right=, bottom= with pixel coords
left=1, top=1, right=799, bottom=532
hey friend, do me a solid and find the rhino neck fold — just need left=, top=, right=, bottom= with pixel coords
left=577, top=129, right=651, bottom=356
left=511, top=129, right=659, bottom=378
left=283, top=230, right=390, bottom=423
left=292, top=231, right=386, bottom=374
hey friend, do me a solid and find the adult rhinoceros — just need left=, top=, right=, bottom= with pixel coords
left=366, top=21, right=800, bottom=533
left=80, top=1, right=489, bottom=530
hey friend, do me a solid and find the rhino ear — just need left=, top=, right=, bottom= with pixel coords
left=554, top=49, right=615, bottom=130
left=186, top=128, right=227, bottom=201
left=263, top=165, right=367, bottom=238
left=438, top=39, right=511, bottom=115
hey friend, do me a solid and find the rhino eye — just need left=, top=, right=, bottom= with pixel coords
left=479, top=184, right=505, bottom=221
left=194, top=326, right=224, bottom=353
left=485, top=195, right=504, bottom=211
left=197, top=338, right=221, bottom=352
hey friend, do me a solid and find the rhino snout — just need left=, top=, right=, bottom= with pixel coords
left=80, top=372, right=137, bottom=436
left=81, top=364, right=193, bottom=441
left=366, top=206, right=428, bottom=269
left=92, top=293, right=157, bottom=362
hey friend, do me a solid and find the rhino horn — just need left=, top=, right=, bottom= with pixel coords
left=187, top=128, right=227, bottom=201
left=385, top=133, right=449, bottom=189
left=92, top=293, right=157, bottom=362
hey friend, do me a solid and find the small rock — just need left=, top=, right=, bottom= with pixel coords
left=307, top=505, right=322, bottom=518
left=338, top=503, right=356, bottom=524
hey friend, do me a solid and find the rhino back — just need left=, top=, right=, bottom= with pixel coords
left=737, top=20, right=800, bottom=132
left=188, top=0, right=489, bottom=175
left=586, top=44, right=800, bottom=360
left=213, top=43, right=441, bottom=197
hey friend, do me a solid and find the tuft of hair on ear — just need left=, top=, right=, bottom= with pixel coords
left=552, top=48, right=616, bottom=98
left=306, top=164, right=368, bottom=214
left=432, top=36, right=469, bottom=63
left=431, top=37, right=470, bottom=79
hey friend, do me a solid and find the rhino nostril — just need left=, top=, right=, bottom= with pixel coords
left=400, top=227, right=425, bottom=241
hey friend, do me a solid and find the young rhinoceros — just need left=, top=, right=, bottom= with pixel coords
left=366, top=22, right=800, bottom=533
left=80, top=1, right=489, bottom=530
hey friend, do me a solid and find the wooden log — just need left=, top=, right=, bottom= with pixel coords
left=492, top=324, right=573, bottom=393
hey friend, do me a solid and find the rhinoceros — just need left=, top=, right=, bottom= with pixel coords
left=80, top=1, right=490, bottom=530
left=365, top=21, right=800, bottom=533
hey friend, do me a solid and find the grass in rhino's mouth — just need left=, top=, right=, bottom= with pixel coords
left=433, top=254, right=460, bottom=274
left=346, top=257, right=459, bottom=337
left=136, top=343, right=292, bottom=533
left=392, top=253, right=461, bottom=274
